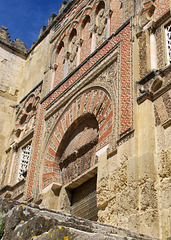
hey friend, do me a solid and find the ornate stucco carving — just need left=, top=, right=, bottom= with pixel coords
left=138, top=0, right=156, bottom=28
left=95, top=8, right=107, bottom=47
left=40, top=47, right=121, bottom=189
left=41, top=86, right=113, bottom=189
left=11, top=84, right=42, bottom=146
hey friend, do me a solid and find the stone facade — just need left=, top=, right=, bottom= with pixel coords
left=0, top=0, right=170, bottom=239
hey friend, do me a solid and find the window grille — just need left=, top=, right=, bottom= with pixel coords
left=53, top=23, right=61, bottom=33
left=165, top=22, right=171, bottom=65
left=18, top=143, right=31, bottom=181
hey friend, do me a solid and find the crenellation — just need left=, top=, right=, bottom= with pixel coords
left=0, top=26, right=27, bottom=56
left=38, top=26, right=47, bottom=38
left=58, top=0, right=68, bottom=14
left=48, top=13, right=57, bottom=26
left=0, top=26, right=11, bottom=42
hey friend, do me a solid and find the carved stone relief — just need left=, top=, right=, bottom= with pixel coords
left=40, top=43, right=121, bottom=190
left=156, top=26, right=165, bottom=69
left=96, top=8, right=107, bottom=47
left=154, top=90, right=171, bottom=127
left=6, top=84, right=42, bottom=187
left=42, top=86, right=113, bottom=189
left=94, top=58, right=119, bottom=147
left=67, top=36, right=83, bottom=74
left=138, top=0, right=156, bottom=28
left=165, top=22, right=171, bottom=65
left=70, top=36, right=78, bottom=62
left=11, top=84, right=42, bottom=145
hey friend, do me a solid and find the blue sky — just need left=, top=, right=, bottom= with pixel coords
left=0, top=0, right=64, bottom=49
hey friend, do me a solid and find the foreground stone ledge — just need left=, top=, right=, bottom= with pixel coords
left=0, top=198, right=160, bottom=240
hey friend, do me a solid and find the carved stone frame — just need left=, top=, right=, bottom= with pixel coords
left=38, top=42, right=121, bottom=197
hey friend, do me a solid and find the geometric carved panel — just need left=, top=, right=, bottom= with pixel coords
left=165, top=22, right=171, bottom=65
left=18, top=143, right=32, bottom=181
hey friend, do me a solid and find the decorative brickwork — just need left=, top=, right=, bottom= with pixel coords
left=156, top=26, right=166, bottom=69
left=42, top=88, right=113, bottom=188
left=50, top=0, right=120, bottom=85
left=153, top=0, right=170, bottom=21
left=138, top=31, right=148, bottom=79
left=110, top=0, right=122, bottom=34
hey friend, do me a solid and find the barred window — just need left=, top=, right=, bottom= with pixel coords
left=53, top=23, right=61, bottom=33
left=165, top=22, right=171, bottom=65
left=18, top=143, right=32, bottom=181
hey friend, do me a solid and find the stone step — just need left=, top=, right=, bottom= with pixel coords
left=0, top=198, right=160, bottom=240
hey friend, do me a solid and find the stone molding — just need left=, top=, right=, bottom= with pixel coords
left=0, top=178, right=25, bottom=200
left=137, top=65, right=171, bottom=104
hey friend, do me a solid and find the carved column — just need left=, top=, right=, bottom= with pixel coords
left=105, top=9, right=113, bottom=39
left=50, top=63, right=58, bottom=90
left=149, top=26, right=157, bottom=70
left=7, top=149, right=17, bottom=185
left=76, top=38, right=83, bottom=66
left=63, top=51, right=70, bottom=79
left=89, top=24, right=97, bottom=53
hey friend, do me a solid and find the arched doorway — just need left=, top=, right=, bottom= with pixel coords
left=56, top=113, right=99, bottom=220
left=71, top=175, right=98, bottom=221
left=42, top=88, right=114, bottom=220
left=57, top=114, right=98, bottom=185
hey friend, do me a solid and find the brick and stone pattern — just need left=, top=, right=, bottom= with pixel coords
left=110, top=0, right=123, bottom=33
left=80, top=15, right=91, bottom=63
left=50, top=0, right=130, bottom=87
left=153, top=0, right=170, bottom=21
left=42, top=89, right=113, bottom=188
left=48, top=24, right=131, bottom=132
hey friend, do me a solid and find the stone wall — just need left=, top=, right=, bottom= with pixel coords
left=0, top=28, right=26, bottom=184
left=19, top=37, right=51, bottom=101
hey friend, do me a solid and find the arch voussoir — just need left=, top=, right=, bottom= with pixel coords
left=43, top=88, right=113, bottom=189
